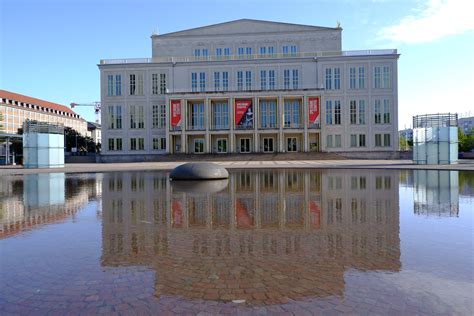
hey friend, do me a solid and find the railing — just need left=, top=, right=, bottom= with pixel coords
left=283, top=122, right=302, bottom=129
left=186, top=125, right=206, bottom=131
left=259, top=124, right=278, bottom=129
left=100, top=49, right=398, bottom=65
left=413, top=113, right=458, bottom=128
left=235, top=125, right=254, bottom=130
left=308, top=123, right=321, bottom=129
left=210, top=125, right=229, bottom=131
left=170, top=126, right=182, bottom=132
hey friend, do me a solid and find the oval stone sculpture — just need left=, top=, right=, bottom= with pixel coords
left=170, top=162, right=229, bottom=180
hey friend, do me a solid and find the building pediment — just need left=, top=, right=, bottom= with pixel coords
left=155, top=19, right=338, bottom=38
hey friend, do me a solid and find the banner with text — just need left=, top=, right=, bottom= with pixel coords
left=308, top=97, right=320, bottom=125
left=170, top=100, right=181, bottom=127
left=234, top=100, right=253, bottom=128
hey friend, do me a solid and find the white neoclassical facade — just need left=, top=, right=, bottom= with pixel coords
left=99, top=19, right=399, bottom=160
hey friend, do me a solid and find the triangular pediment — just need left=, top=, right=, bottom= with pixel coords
left=157, top=19, right=337, bottom=37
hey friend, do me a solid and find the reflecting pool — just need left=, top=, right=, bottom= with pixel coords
left=1, top=169, right=473, bottom=315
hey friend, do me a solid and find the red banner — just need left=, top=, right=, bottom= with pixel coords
left=309, top=201, right=321, bottom=229
left=308, top=97, right=320, bottom=124
left=170, top=100, right=181, bottom=127
left=234, top=100, right=253, bottom=127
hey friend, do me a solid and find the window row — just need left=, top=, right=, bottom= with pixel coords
left=192, top=69, right=299, bottom=92
left=324, top=65, right=391, bottom=90
left=107, top=105, right=166, bottom=130
left=193, top=45, right=297, bottom=57
left=325, top=99, right=391, bottom=125
left=326, top=133, right=391, bottom=148
left=107, top=137, right=166, bottom=151
left=107, top=73, right=167, bottom=97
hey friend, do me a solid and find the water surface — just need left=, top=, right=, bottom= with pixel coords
left=1, top=169, right=473, bottom=315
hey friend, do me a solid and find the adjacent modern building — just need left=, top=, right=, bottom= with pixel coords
left=0, top=90, right=88, bottom=136
left=99, top=19, right=399, bottom=159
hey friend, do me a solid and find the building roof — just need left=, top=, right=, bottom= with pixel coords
left=0, top=89, right=77, bottom=116
left=153, top=18, right=340, bottom=38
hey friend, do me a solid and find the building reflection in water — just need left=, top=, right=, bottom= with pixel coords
left=413, top=170, right=459, bottom=217
left=101, top=169, right=401, bottom=304
left=0, top=173, right=102, bottom=238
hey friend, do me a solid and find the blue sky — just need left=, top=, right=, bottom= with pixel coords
left=1, top=0, right=473, bottom=129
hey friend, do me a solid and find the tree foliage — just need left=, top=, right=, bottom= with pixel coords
left=458, top=128, right=474, bottom=153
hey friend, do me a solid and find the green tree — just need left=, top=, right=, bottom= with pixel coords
left=458, top=128, right=474, bottom=153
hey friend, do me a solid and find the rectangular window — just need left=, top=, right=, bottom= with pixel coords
left=326, top=135, right=333, bottom=148
left=191, top=72, right=198, bottom=92
left=160, top=73, right=166, bottom=94
left=383, top=99, right=390, bottom=124
left=290, top=45, right=297, bottom=55
left=292, top=69, right=299, bottom=89
left=152, top=138, right=159, bottom=150
left=152, top=105, right=166, bottom=128
left=334, top=101, right=341, bottom=125
left=260, top=70, right=267, bottom=90
left=359, top=100, right=365, bottom=124
left=130, top=105, right=144, bottom=129
left=358, top=67, right=365, bottom=89
left=194, top=49, right=200, bottom=57
left=138, top=138, right=144, bottom=150
left=326, top=101, right=332, bottom=125
left=190, top=102, right=205, bottom=130
left=245, top=71, right=252, bottom=91
left=130, top=138, right=137, bottom=151
left=107, top=75, right=114, bottom=96
left=214, top=72, right=220, bottom=91
left=213, top=102, right=229, bottom=129
left=335, top=135, right=341, bottom=148
left=108, top=138, right=114, bottom=150
left=350, top=134, right=357, bottom=147
left=349, top=67, right=356, bottom=90
left=116, top=138, right=122, bottom=151
left=325, top=68, right=332, bottom=90
left=152, top=74, right=159, bottom=95
left=129, top=74, right=136, bottom=95
left=374, top=100, right=381, bottom=124
left=269, top=70, right=275, bottom=90
left=284, top=100, right=300, bottom=128
left=224, top=48, right=230, bottom=56
left=374, top=66, right=381, bottom=89
left=284, top=69, right=290, bottom=89
left=199, top=72, right=206, bottom=92
left=375, top=134, right=382, bottom=147
left=238, top=47, right=244, bottom=56
left=237, top=71, right=243, bottom=91
left=240, top=138, right=251, bottom=153
left=384, top=134, right=391, bottom=147
left=108, top=106, right=115, bottom=129
left=287, top=137, right=297, bottom=152
left=334, top=68, right=340, bottom=90
left=268, top=46, right=274, bottom=55
left=246, top=47, right=252, bottom=56
left=282, top=45, right=289, bottom=55
left=107, top=105, right=122, bottom=129
left=359, top=134, right=366, bottom=147
left=222, top=72, right=229, bottom=91
left=194, top=139, right=204, bottom=153
left=217, top=139, right=227, bottom=153
left=383, top=66, right=390, bottom=88
left=263, top=137, right=274, bottom=152
left=259, top=100, right=277, bottom=128
left=259, top=47, right=266, bottom=55
left=350, top=100, right=357, bottom=124
left=216, top=48, right=222, bottom=56
left=160, top=138, right=166, bottom=150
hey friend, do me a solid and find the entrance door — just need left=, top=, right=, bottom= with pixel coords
left=287, top=137, right=297, bottom=152
left=263, top=137, right=274, bottom=153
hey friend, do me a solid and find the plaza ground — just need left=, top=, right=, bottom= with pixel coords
left=1, top=159, right=473, bottom=176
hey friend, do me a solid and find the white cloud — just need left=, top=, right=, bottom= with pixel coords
left=378, top=0, right=474, bottom=44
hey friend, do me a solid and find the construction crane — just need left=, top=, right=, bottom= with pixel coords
left=70, top=102, right=101, bottom=124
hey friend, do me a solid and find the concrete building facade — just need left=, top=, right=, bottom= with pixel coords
left=99, top=19, right=399, bottom=159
